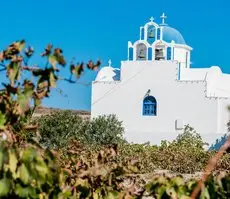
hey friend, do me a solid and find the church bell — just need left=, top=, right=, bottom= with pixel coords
left=148, top=29, right=154, bottom=38
left=138, top=49, right=146, bottom=59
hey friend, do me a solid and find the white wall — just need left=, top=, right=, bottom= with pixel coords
left=92, top=61, right=219, bottom=145
left=174, top=47, right=188, bottom=69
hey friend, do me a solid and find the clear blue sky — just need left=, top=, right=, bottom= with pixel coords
left=1, top=0, right=230, bottom=111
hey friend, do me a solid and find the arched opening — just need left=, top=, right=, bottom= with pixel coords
left=155, top=45, right=165, bottom=61
left=136, top=43, right=147, bottom=60
left=143, top=96, right=157, bottom=116
left=147, top=25, right=155, bottom=44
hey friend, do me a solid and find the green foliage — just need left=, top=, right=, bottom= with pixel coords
left=36, top=112, right=125, bottom=149
left=84, top=115, right=125, bottom=147
left=155, top=125, right=210, bottom=173
left=37, top=110, right=86, bottom=149
left=0, top=40, right=100, bottom=135
left=0, top=40, right=230, bottom=198
left=174, top=125, right=207, bottom=150
left=0, top=140, right=229, bottom=198
left=117, top=126, right=212, bottom=174
left=0, top=141, right=61, bottom=198
left=145, top=174, right=230, bottom=198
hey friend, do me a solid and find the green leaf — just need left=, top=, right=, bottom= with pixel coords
left=105, top=191, right=119, bottom=199
left=0, top=112, right=6, bottom=130
left=49, top=72, right=57, bottom=87
left=17, top=89, right=33, bottom=113
left=0, top=151, right=3, bottom=168
left=48, top=55, right=57, bottom=67
left=15, top=184, right=37, bottom=198
left=7, top=61, right=20, bottom=86
left=19, top=164, right=30, bottom=184
left=0, top=178, right=11, bottom=197
left=199, top=187, right=210, bottom=199
left=16, top=40, right=25, bottom=52
left=8, top=151, right=18, bottom=176
left=21, top=148, right=37, bottom=162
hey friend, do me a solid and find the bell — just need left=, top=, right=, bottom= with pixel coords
left=148, top=29, right=154, bottom=38
left=138, top=49, right=145, bottom=58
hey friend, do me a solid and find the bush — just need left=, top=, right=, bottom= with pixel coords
left=36, top=112, right=125, bottom=149
left=84, top=115, right=125, bottom=147
left=36, top=110, right=86, bottom=149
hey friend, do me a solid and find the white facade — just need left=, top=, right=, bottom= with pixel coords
left=91, top=14, right=230, bottom=145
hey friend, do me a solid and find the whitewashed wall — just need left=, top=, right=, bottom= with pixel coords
left=92, top=61, right=222, bottom=145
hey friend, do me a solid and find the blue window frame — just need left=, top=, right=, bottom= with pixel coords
left=157, top=28, right=161, bottom=40
left=148, top=47, right=152, bottom=60
left=143, top=96, right=157, bottom=116
left=167, top=47, right=171, bottom=60
left=129, top=47, right=133, bottom=60
left=141, top=28, right=144, bottom=40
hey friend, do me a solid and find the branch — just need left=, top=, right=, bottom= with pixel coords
left=0, top=63, right=6, bottom=68
left=191, top=135, right=230, bottom=199
left=22, top=65, right=40, bottom=71
left=0, top=68, right=6, bottom=72
left=60, top=77, right=91, bottom=86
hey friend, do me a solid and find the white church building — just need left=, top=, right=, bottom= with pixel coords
left=91, top=14, right=230, bottom=145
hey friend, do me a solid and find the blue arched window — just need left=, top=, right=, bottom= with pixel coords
left=143, top=96, right=157, bottom=116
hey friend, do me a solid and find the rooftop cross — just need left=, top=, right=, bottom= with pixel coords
left=108, top=59, right=112, bottom=67
left=149, top=16, right=154, bottom=22
left=160, top=13, right=167, bottom=25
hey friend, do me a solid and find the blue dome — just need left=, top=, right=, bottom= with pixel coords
left=161, top=25, right=186, bottom=45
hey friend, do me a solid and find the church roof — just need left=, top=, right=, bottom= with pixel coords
left=95, top=63, right=120, bottom=82
left=161, top=25, right=186, bottom=45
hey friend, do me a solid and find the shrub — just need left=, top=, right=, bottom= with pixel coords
left=36, top=110, right=85, bottom=149
left=84, top=115, right=125, bottom=147
left=36, top=112, right=125, bottom=149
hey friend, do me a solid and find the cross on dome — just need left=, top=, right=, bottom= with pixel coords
left=149, top=16, right=154, bottom=22
left=108, top=59, right=112, bottom=67
left=160, top=13, right=167, bottom=24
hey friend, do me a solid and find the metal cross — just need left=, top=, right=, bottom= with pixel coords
left=150, top=16, right=154, bottom=22
left=108, top=59, right=112, bottom=67
left=160, top=13, right=167, bottom=24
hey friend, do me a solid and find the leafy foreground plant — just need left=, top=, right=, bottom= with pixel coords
left=0, top=141, right=141, bottom=198
left=0, top=40, right=229, bottom=198
left=0, top=140, right=230, bottom=198
left=0, top=40, right=100, bottom=143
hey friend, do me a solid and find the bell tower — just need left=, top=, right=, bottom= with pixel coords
left=127, top=13, right=192, bottom=69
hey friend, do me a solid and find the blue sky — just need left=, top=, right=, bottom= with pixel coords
left=1, top=0, right=230, bottom=111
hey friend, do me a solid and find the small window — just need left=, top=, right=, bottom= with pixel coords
left=143, top=96, right=157, bottom=116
